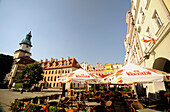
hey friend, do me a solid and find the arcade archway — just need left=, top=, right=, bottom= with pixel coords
left=153, top=57, right=170, bottom=73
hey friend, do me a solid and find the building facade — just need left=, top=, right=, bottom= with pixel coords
left=112, top=63, right=123, bottom=73
left=87, top=64, right=95, bottom=75
left=104, top=63, right=114, bottom=75
left=95, top=63, right=104, bottom=76
left=39, top=57, right=82, bottom=88
left=124, top=0, right=170, bottom=73
left=6, top=32, right=35, bottom=87
left=124, top=0, right=170, bottom=94
left=80, top=62, right=88, bottom=71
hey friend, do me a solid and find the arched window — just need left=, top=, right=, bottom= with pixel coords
left=51, top=76, right=53, bottom=81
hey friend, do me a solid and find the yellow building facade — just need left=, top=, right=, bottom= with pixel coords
left=104, top=63, right=114, bottom=75
left=87, top=64, right=95, bottom=74
left=39, top=57, right=82, bottom=88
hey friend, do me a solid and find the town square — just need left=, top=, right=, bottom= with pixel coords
left=0, top=0, right=170, bottom=112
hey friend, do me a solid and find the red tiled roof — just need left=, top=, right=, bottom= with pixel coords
left=16, top=56, right=35, bottom=64
left=39, top=58, right=81, bottom=69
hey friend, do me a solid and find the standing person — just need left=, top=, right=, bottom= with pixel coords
left=41, top=86, right=43, bottom=92
left=21, top=88, right=23, bottom=94
left=31, top=86, right=34, bottom=93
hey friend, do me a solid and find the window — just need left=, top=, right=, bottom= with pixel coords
left=54, top=76, right=56, bottom=81
left=146, top=27, right=153, bottom=38
left=52, top=71, right=54, bottom=74
left=53, top=64, right=55, bottom=67
left=55, top=70, right=57, bottom=74
left=58, top=70, right=60, bottom=74
left=47, top=64, right=49, bottom=68
left=68, top=70, right=70, bottom=73
left=44, top=77, right=46, bottom=81
left=64, top=61, right=66, bottom=66
left=46, top=71, right=47, bottom=74
left=53, top=83, right=55, bottom=87
left=153, top=10, right=163, bottom=28
left=48, top=77, right=50, bottom=81
left=51, top=76, right=53, bottom=81
left=49, top=71, right=51, bottom=74
left=58, top=76, right=59, bottom=78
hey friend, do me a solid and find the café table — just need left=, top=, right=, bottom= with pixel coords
left=136, top=108, right=161, bottom=112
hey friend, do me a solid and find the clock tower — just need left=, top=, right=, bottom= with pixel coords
left=14, top=31, right=32, bottom=59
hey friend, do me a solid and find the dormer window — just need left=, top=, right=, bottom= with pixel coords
left=64, top=61, right=66, bottom=66
left=53, top=63, right=56, bottom=67
left=47, top=64, right=49, bottom=68
left=77, top=63, right=79, bottom=67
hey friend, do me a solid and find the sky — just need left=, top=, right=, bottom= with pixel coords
left=0, top=0, right=131, bottom=66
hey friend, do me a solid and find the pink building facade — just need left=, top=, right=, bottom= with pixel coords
left=95, top=63, right=104, bottom=76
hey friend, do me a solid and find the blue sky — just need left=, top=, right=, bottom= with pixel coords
left=0, top=0, right=130, bottom=66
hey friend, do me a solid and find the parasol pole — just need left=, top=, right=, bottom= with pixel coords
left=79, top=81, right=81, bottom=102
left=133, top=82, right=139, bottom=101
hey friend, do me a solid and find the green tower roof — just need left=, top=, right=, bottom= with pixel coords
left=20, top=31, right=32, bottom=47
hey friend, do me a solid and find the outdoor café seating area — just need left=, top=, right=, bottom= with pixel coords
left=9, top=86, right=170, bottom=112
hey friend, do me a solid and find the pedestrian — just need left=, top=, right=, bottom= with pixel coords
left=31, top=86, right=34, bottom=93
left=21, top=88, right=23, bottom=94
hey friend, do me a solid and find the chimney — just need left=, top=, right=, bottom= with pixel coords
left=50, top=58, right=54, bottom=62
left=55, top=59, right=58, bottom=62
left=45, top=59, right=48, bottom=62
left=67, top=56, right=70, bottom=61
left=40, top=59, right=43, bottom=63
left=61, top=57, right=64, bottom=61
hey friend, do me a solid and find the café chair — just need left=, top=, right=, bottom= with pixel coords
left=131, top=102, right=144, bottom=112
left=105, top=101, right=112, bottom=111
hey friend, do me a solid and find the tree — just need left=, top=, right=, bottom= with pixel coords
left=19, top=62, right=43, bottom=88
left=0, top=54, right=13, bottom=83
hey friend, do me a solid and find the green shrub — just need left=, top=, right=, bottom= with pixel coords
left=13, top=83, right=23, bottom=89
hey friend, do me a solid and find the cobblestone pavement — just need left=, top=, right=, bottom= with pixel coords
left=0, top=89, right=61, bottom=112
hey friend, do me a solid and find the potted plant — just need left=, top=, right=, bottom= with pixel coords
left=164, top=89, right=170, bottom=103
